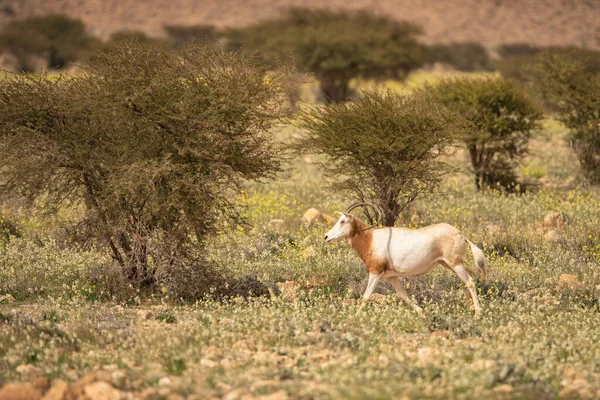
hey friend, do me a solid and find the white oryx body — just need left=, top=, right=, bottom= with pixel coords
left=324, top=212, right=487, bottom=317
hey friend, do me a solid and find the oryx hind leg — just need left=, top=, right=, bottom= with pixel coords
left=451, top=264, right=481, bottom=317
left=388, top=277, right=424, bottom=317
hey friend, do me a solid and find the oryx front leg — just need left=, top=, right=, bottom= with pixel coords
left=452, top=264, right=482, bottom=317
left=389, top=277, right=424, bottom=317
left=359, top=272, right=382, bottom=310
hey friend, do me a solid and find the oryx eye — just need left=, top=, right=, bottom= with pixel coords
left=340, top=220, right=345, bottom=224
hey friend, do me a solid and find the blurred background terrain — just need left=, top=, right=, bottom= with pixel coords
left=2, top=0, right=599, bottom=48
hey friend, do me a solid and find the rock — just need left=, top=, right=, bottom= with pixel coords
left=158, top=377, right=172, bottom=388
left=560, top=378, right=592, bottom=399
left=493, top=384, right=514, bottom=393
left=471, top=359, right=496, bottom=371
left=544, top=229, right=561, bottom=243
left=0, top=382, right=42, bottom=400
left=417, top=347, right=440, bottom=363
left=136, top=310, right=153, bottom=320
left=559, top=274, right=582, bottom=290
left=276, top=281, right=297, bottom=301
left=543, top=211, right=564, bottom=228
left=200, top=358, right=217, bottom=368
left=223, top=388, right=250, bottom=400
left=139, top=388, right=159, bottom=400
left=83, top=382, right=121, bottom=400
left=41, top=381, right=70, bottom=400
left=32, top=377, right=50, bottom=394
left=301, top=208, right=322, bottom=225
left=16, top=364, right=41, bottom=380
left=77, top=373, right=98, bottom=386
left=0, top=294, right=15, bottom=304
left=369, top=293, right=387, bottom=304
left=259, top=391, right=288, bottom=400
left=303, top=156, right=313, bottom=164
left=203, top=346, right=223, bottom=360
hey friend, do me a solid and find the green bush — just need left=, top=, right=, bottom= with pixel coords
left=0, top=14, right=96, bottom=71
left=427, top=42, right=491, bottom=71
left=531, top=51, right=600, bottom=182
left=0, top=42, right=293, bottom=288
left=426, top=77, right=542, bottom=191
left=295, top=91, right=460, bottom=225
left=225, top=8, right=426, bottom=103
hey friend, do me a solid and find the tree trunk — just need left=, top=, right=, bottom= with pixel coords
left=319, top=74, right=350, bottom=103
left=468, top=144, right=483, bottom=190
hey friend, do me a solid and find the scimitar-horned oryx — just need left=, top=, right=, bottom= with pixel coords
left=324, top=203, right=487, bottom=317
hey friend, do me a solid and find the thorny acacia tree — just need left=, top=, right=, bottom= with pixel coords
left=531, top=52, right=600, bottom=183
left=296, top=91, right=460, bottom=226
left=0, top=43, right=292, bottom=287
left=427, top=77, right=541, bottom=191
left=226, top=8, right=426, bottom=103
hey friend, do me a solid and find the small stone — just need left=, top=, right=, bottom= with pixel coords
left=166, top=394, right=185, bottom=400
left=0, top=294, right=15, bottom=304
left=559, top=274, right=582, bottom=290
left=136, top=310, right=153, bottom=320
left=276, top=281, right=297, bottom=301
left=158, top=377, right=172, bottom=388
left=493, top=384, right=514, bottom=393
left=77, top=373, right=98, bottom=386
left=471, top=359, right=496, bottom=371
left=32, top=377, right=50, bottom=393
left=544, top=229, right=561, bottom=243
left=417, top=347, right=440, bottom=363
left=223, top=388, right=250, bottom=400
left=543, top=211, right=564, bottom=228
left=203, top=346, right=223, bottom=359
left=301, top=208, right=323, bottom=226
left=369, top=293, right=387, bottom=304
left=139, top=388, right=159, bottom=400
left=0, top=382, right=42, bottom=400
left=41, top=381, right=70, bottom=400
left=200, top=359, right=217, bottom=368
left=83, top=382, right=121, bottom=400
left=16, top=363, right=41, bottom=379
left=303, top=156, right=313, bottom=164
left=259, top=390, right=288, bottom=400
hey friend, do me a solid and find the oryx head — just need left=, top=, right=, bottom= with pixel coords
left=324, top=212, right=354, bottom=242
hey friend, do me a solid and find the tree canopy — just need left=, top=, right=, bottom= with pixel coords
left=296, top=91, right=460, bottom=225
left=426, top=77, right=542, bottom=190
left=0, top=42, right=293, bottom=287
left=225, top=8, right=427, bottom=103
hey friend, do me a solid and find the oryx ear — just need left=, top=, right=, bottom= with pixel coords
left=336, top=211, right=343, bottom=216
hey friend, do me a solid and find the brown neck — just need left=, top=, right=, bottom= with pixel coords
left=347, top=218, right=373, bottom=263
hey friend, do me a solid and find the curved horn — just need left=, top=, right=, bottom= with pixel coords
left=344, top=203, right=383, bottom=226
